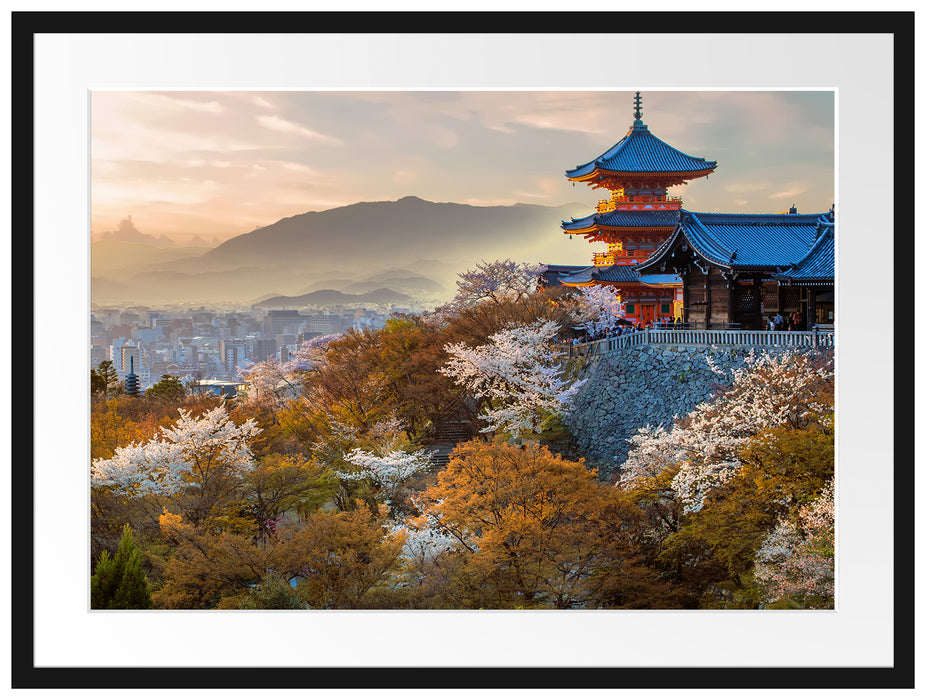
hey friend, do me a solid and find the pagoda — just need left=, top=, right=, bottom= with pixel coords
left=124, top=356, right=141, bottom=398
left=558, top=92, right=717, bottom=325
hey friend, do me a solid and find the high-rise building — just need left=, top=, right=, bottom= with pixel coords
left=90, top=346, right=106, bottom=368
left=119, top=345, right=141, bottom=376
left=268, top=310, right=303, bottom=336
left=251, top=337, right=277, bottom=362
left=220, top=340, right=247, bottom=378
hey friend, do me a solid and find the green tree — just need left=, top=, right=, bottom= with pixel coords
left=91, top=360, right=121, bottom=397
left=91, top=524, right=152, bottom=609
left=145, top=375, right=187, bottom=402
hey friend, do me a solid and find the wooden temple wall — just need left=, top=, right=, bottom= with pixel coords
left=683, top=267, right=730, bottom=326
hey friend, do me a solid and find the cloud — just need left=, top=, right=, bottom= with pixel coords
left=91, top=125, right=267, bottom=163
left=769, top=183, right=809, bottom=200
left=272, top=161, right=323, bottom=175
left=94, top=179, right=222, bottom=206
left=725, top=183, right=768, bottom=194
left=131, top=93, right=226, bottom=114
left=507, top=112, right=604, bottom=135
left=256, top=115, right=342, bottom=145
left=513, top=177, right=563, bottom=201
left=422, top=124, right=459, bottom=149
left=185, top=159, right=233, bottom=168
left=89, top=90, right=833, bottom=253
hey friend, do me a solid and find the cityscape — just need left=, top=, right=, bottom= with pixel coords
left=91, top=300, right=425, bottom=395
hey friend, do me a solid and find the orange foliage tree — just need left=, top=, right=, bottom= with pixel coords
left=153, top=506, right=405, bottom=609
left=413, top=439, right=680, bottom=608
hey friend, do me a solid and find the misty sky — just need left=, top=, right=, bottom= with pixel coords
left=91, top=89, right=835, bottom=260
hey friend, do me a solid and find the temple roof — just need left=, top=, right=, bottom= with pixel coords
left=638, top=210, right=835, bottom=273
left=562, top=208, right=681, bottom=232
left=555, top=264, right=681, bottom=287
left=775, top=222, right=835, bottom=284
left=539, top=264, right=587, bottom=287
left=566, top=120, right=717, bottom=181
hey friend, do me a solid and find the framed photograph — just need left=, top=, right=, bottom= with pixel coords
left=13, top=8, right=912, bottom=691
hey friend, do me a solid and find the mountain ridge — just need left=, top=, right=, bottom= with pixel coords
left=91, top=196, right=591, bottom=305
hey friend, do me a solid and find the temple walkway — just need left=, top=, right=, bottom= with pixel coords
left=567, top=327, right=835, bottom=359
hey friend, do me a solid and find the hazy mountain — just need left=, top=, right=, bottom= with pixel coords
left=299, top=269, right=446, bottom=296
left=201, top=196, right=572, bottom=268
left=93, top=216, right=179, bottom=247
left=255, top=288, right=413, bottom=309
left=341, top=277, right=445, bottom=296
left=90, top=196, right=587, bottom=306
left=91, top=240, right=211, bottom=276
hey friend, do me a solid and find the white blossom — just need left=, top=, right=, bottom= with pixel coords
left=391, top=515, right=461, bottom=564
left=90, top=405, right=261, bottom=496
left=572, top=284, right=625, bottom=337
left=337, top=444, right=433, bottom=500
left=618, top=350, right=834, bottom=513
left=439, top=319, right=586, bottom=437
left=238, top=334, right=340, bottom=408
left=449, top=259, right=547, bottom=309
left=284, top=333, right=340, bottom=372
left=669, top=460, right=741, bottom=513
left=754, top=479, right=835, bottom=607
left=237, top=358, right=299, bottom=408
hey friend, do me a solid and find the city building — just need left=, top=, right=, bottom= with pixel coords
left=268, top=310, right=303, bottom=337
left=119, top=344, right=140, bottom=377
left=251, top=337, right=277, bottom=362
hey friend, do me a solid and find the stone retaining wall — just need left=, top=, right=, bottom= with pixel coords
left=560, top=345, right=760, bottom=480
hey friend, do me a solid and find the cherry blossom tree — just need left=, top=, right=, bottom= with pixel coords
left=449, top=259, right=547, bottom=309
left=337, top=444, right=433, bottom=502
left=439, top=319, right=586, bottom=437
left=753, top=479, right=835, bottom=608
left=91, top=405, right=261, bottom=524
left=399, top=512, right=462, bottom=559
left=238, top=334, right=341, bottom=409
left=285, top=333, right=341, bottom=372
left=572, top=284, right=625, bottom=337
left=618, top=349, right=834, bottom=513
left=237, top=358, right=299, bottom=409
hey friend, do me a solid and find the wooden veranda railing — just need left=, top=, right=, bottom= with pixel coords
left=566, top=327, right=835, bottom=359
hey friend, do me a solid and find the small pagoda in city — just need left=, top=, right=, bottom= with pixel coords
left=556, top=92, right=717, bottom=325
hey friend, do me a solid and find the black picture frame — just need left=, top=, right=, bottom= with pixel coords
left=11, top=9, right=914, bottom=691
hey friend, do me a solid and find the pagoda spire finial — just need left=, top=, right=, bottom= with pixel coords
left=633, top=91, right=643, bottom=121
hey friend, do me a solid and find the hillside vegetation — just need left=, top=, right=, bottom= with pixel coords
left=90, top=262, right=834, bottom=609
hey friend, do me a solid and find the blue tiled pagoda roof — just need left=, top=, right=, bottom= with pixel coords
left=566, top=121, right=717, bottom=180
left=638, top=210, right=835, bottom=273
left=775, top=222, right=835, bottom=284
left=556, top=265, right=680, bottom=286
left=562, top=208, right=681, bottom=232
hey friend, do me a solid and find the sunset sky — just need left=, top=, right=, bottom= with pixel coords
left=91, top=89, right=835, bottom=254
